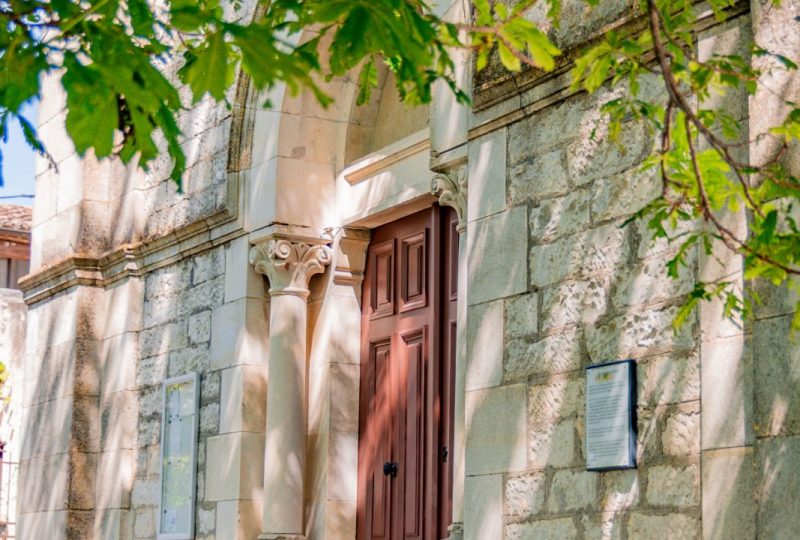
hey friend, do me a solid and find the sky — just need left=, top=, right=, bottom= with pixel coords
left=0, top=100, right=38, bottom=208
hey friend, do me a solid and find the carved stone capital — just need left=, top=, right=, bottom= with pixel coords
left=446, top=522, right=464, bottom=540
left=249, top=239, right=333, bottom=297
left=431, top=165, right=468, bottom=232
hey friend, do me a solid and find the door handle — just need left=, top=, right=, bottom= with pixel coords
left=383, top=461, right=398, bottom=477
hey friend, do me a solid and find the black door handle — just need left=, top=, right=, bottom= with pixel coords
left=383, top=461, right=398, bottom=477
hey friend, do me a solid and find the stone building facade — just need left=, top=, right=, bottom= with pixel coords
left=17, top=0, right=800, bottom=539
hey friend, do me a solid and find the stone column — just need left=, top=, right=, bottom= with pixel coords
left=249, top=238, right=332, bottom=539
left=432, top=166, right=468, bottom=540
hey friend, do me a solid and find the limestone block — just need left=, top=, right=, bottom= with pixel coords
left=528, top=378, right=584, bottom=426
left=220, top=364, right=268, bottom=435
left=529, top=419, right=576, bottom=469
left=581, top=512, right=623, bottom=540
left=548, top=469, right=597, bottom=512
left=18, top=510, right=67, bottom=540
left=143, top=293, right=179, bottom=330
left=697, top=19, right=752, bottom=121
left=224, top=236, right=267, bottom=303
left=145, top=266, right=191, bottom=297
left=100, top=332, right=139, bottom=394
left=191, top=248, right=225, bottom=286
left=601, top=469, right=639, bottom=512
left=196, top=504, right=216, bottom=534
left=612, top=252, right=696, bottom=311
left=201, top=370, right=221, bottom=403
left=215, top=499, right=262, bottom=540
left=541, top=277, right=610, bottom=331
left=586, top=305, right=694, bottom=363
left=506, top=292, right=539, bottom=340
left=176, top=275, right=225, bottom=320
left=464, top=474, right=503, bottom=540
left=326, top=499, right=357, bottom=540
left=131, top=477, right=159, bottom=508
left=508, top=149, right=571, bottom=205
left=505, top=328, right=582, bottom=381
left=467, top=206, right=528, bottom=306
left=200, top=402, right=220, bottom=435
left=505, top=472, right=546, bottom=518
left=18, top=453, right=69, bottom=513
left=205, top=432, right=265, bottom=502
left=663, top=404, right=701, bottom=457
left=508, top=100, right=583, bottom=160
left=210, top=298, right=270, bottom=370
left=101, top=278, right=144, bottom=339
left=627, top=513, right=699, bottom=540
left=95, top=449, right=134, bottom=509
left=188, top=310, right=212, bottom=345
left=591, top=166, right=659, bottom=224
left=137, top=417, right=161, bottom=449
left=168, top=344, right=211, bottom=377
left=701, top=335, right=753, bottom=449
left=756, top=436, right=800, bottom=539
left=702, top=446, right=755, bottom=540
left=467, top=129, right=506, bottom=222
left=327, top=431, right=358, bottom=502
left=329, top=362, right=360, bottom=433
left=21, top=397, right=72, bottom=460
left=529, top=189, right=591, bottom=245
left=134, top=508, right=156, bottom=538
left=136, top=353, right=168, bottom=389
left=645, top=351, right=700, bottom=406
left=465, top=385, right=527, bottom=474
left=646, top=464, right=699, bottom=508
left=140, top=322, right=188, bottom=359
left=505, top=517, right=578, bottom=540
left=96, top=508, right=132, bottom=540
left=465, top=299, right=504, bottom=391
left=566, top=119, right=651, bottom=187
left=752, top=316, right=800, bottom=437
left=530, top=222, right=629, bottom=288
left=752, top=280, right=800, bottom=320
left=100, top=390, right=137, bottom=451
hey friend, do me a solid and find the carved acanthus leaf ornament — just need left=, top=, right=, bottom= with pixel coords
left=249, top=239, right=333, bottom=296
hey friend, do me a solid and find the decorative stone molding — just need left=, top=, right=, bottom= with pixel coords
left=249, top=239, right=333, bottom=297
left=432, top=165, right=468, bottom=232
left=446, top=522, right=464, bottom=540
left=332, top=228, right=371, bottom=287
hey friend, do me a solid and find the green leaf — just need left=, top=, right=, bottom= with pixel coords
left=178, top=31, right=232, bottom=103
left=497, top=41, right=521, bottom=72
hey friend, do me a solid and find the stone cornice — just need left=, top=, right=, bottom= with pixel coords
left=249, top=238, right=333, bottom=297
left=432, top=165, right=468, bottom=233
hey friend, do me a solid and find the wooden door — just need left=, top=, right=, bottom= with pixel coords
left=357, top=206, right=457, bottom=540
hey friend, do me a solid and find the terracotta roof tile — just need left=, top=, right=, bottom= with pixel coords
left=0, top=204, right=33, bottom=232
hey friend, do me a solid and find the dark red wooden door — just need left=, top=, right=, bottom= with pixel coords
left=357, top=206, right=457, bottom=540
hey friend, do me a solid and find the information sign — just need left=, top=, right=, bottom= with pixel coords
left=585, top=360, right=637, bottom=471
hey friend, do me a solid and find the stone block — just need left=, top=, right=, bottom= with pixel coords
left=191, top=247, right=225, bottom=286
left=176, top=275, right=225, bottom=320
left=216, top=499, right=262, bottom=539
left=465, top=385, right=527, bottom=475
left=100, top=332, right=139, bottom=394
left=219, top=364, right=267, bottom=434
left=508, top=149, right=570, bottom=204
left=224, top=236, right=267, bottom=304
left=663, top=404, right=701, bottom=456
left=100, top=390, right=138, bottom=451
left=646, top=464, right=699, bottom=508
left=601, top=469, right=639, bottom=512
left=467, top=129, right=507, bottom=222
left=18, top=510, right=67, bottom=540
left=327, top=431, right=358, bottom=502
left=329, top=362, right=360, bottom=433
left=326, top=499, right=357, bottom=540
left=528, top=378, right=584, bottom=426
left=530, top=222, right=629, bottom=288
left=701, top=335, right=752, bottom=449
left=131, top=477, right=159, bottom=508
left=95, top=449, right=134, bottom=509
left=466, top=300, right=504, bottom=391
left=591, top=166, right=660, bottom=223
left=168, top=344, right=210, bottom=377
left=529, top=189, right=591, bottom=244
left=548, top=469, right=597, bottom=512
left=505, top=472, right=546, bottom=518
left=101, top=278, right=144, bottom=339
left=200, top=402, right=220, bottom=435
left=467, top=206, right=528, bottom=306
left=756, top=436, right=800, bottom=539
left=506, top=292, right=539, bottom=340
left=136, top=353, right=168, bottom=388
left=205, top=432, right=265, bottom=502
left=541, top=277, right=610, bottom=331
left=505, top=328, right=582, bottom=381
left=611, top=251, right=696, bottom=311
left=188, top=310, right=212, bottom=345
left=505, top=517, right=578, bottom=540
left=645, top=351, right=700, bottom=406
left=96, top=508, right=132, bottom=540
left=18, top=453, right=69, bottom=513
left=508, top=99, right=583, bottom=159
left=210, top=298, right=270, bottom=370
left=566, top=119, right=651, bottom=187
left=627, top=513, right=699, bottom=540
left=586, top=305, right=695, bottom=363
left=197, top=504, right=216, bottom=534
left=464, top=474, right=503, bottom=540
left=752, top=316, right=800, bottom=437
left=134, top=508, right=156, bottom=538
left=529, top=419, right=576, bottom=469
left=581, top=512, right=623, bottom=540
left=702, top=446, right=755, bottom=540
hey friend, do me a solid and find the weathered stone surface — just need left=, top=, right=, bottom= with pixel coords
left=646, top=464, right=699, bottom=508
left=662, top=405, right=701, bottom=457
left=464, top=474, right=503, bottom=540
left=468, top=129, right=507, bottom=221
left=627, top=513, right=699, bottom=540
left=611, top=251, right=696, bottom=310
left=702, top=446, right=755, bottom=540
left=528, top=378, right=584, bottom=426
left=505, top=329, right=582, bottom=381
left=505, top=517, right=578, bottom=540
left=753, top=315, right=800, bottom=437
left=465, top=385, right=527, bottom=474
left=133, top=508, right=155, bottom=538
left=586, top=305, right=694, bottom=363
left=591, top=165, right=659, bottom=224
left=467, top=206, right=528, bottom=305
left=529, top=419, right=576, bottom=469
left=756, top=436, right=800, bottom=539
left=548, top=469, right=596, bottom=512
left=530, top=222, right=630, bottom=288
left=191, top=247, right=225, bottom=286
left=645, top=351, right=700, bottom=406
left=506, top=292, right=539, bottom=340
left=509, top=100, right=583, bottom=159
left=188, top=310, right=212, bottom=345
left=466, top=300, right=504, bottom=391
left=505, top=472, right=546, bottom=518
left=601, top=469, right=639, bottom=512
left=529, top=189, right=591, bottom=244
left=508, top=149, right=570, bottom=204
left=581, top=512, right=624, bottom=540
left=541, top=277, right=610, bottom=331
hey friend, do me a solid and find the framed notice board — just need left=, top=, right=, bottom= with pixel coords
left=157, top=372, right=200, bottom=540
left=585, top=360, right=637, bottom=471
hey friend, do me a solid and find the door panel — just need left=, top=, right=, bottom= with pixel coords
left=357, top=206, right=456, bottom=540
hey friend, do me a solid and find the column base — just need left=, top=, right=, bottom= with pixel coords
left=445, top=522, right=464, bottom=540
left=258, top=535, right=306, bottom=540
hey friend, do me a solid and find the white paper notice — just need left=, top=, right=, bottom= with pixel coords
left=586, top=361, right=635, bottom=470
left=168, top=390, right=182, bottom=455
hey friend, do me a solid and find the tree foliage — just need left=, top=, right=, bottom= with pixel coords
left=1, top=0, right=799, bottom=326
